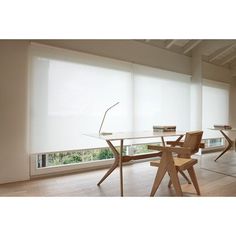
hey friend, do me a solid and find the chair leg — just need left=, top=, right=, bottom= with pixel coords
left=187, top=167, right=200, bottom=195
left=167, top=166, right=183, bottom=196
left=150, top=163, right=167, bottom=197
left=167, top=169, right=178, bottom=188
left=168, top=169, right=191, bottom=188
left=179, top=170, right=191, bottom=184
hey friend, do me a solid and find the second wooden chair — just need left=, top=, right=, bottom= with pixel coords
left=148, top=131, right=204, bottom=196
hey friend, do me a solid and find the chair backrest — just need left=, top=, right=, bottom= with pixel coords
left=180, top=131, right=203, bottom=158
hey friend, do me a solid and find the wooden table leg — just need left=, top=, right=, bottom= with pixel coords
left=97, top=139, right=125, bottom=197
left=161, top=136, right=165, bottom=146
left=215, top=130, right=233, bottom=161
left=97, top=140, right=119, bottom=185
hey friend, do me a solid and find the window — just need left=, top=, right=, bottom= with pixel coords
left=29, top=44, right=191, bottom=173
left=203, top=138, right=225, bottom=149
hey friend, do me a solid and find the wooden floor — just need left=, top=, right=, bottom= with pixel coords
left=1, top=151, right=236, bottom=196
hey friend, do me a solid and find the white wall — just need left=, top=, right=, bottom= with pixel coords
left=0, top=40, right=30, bottom=184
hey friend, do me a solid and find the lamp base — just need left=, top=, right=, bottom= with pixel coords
left=100, top=132, right=113, bottom=135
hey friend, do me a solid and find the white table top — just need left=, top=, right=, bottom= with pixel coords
left=209, top=128, right=236, bottom=131
left=85, top=130, right=186, bottom=141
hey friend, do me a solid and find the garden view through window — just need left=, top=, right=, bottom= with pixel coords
left=37, top=138, right=224, bottom=168
left=37, top=144, right=152, bottom=168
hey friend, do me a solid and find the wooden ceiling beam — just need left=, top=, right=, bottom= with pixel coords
left=208, top=44, right=236, bottom=62
left=220, top=51, right=236, bottom=65
left=183, top=40, right=202, bottom=54
left=196, top=40, right=236, bottom=56
left=165, top=40, right=176, bottom=49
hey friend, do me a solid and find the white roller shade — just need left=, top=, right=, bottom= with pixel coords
left=30, top=44, right=192, bottom=153
left=133, top=65, right=191, bottom=132
left=202, top=79, right=230, bottom=139
left=30, top=44, right=133, bottom=153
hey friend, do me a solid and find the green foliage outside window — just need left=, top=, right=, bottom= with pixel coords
left=38, top=143, right=158, bottom=168
left=97, top=149, right=113, bottom=160
left=45, top=147, right=115, bottom=167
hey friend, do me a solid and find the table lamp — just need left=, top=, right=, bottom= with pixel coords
left=99, top=102, right=119, bottom=135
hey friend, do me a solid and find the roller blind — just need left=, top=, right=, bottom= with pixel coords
left=202, top=79, right=230, bottom=139
left=30, top=44, right=191, bottom=153
left=133, top=65, right=191, bottom=132
left=30, top=45, right=133, bottom=153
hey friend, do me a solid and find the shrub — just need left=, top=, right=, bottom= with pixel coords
left=97, top=149, right=113, bottom=160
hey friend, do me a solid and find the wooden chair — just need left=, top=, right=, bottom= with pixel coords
left=148, top=131, right=204, bottom=196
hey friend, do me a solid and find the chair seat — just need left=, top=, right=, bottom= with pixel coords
left=150, top=157, right=198, bottom=171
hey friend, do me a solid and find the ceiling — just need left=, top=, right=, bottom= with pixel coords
left=137, top=40, right=236, bottom=69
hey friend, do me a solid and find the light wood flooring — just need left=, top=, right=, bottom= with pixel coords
left=1, top=151, right=236, bottom=196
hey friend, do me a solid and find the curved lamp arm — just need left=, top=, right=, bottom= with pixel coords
left=99, top=102, right=119, bottom=135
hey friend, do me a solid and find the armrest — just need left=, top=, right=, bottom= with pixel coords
left=147, top=145, right=192, bottom=155
left=166, top=141, right=205, bottom=148
left=166, top=141, right=184, bottom=147
left=122, top=152, right=162, bottom=162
